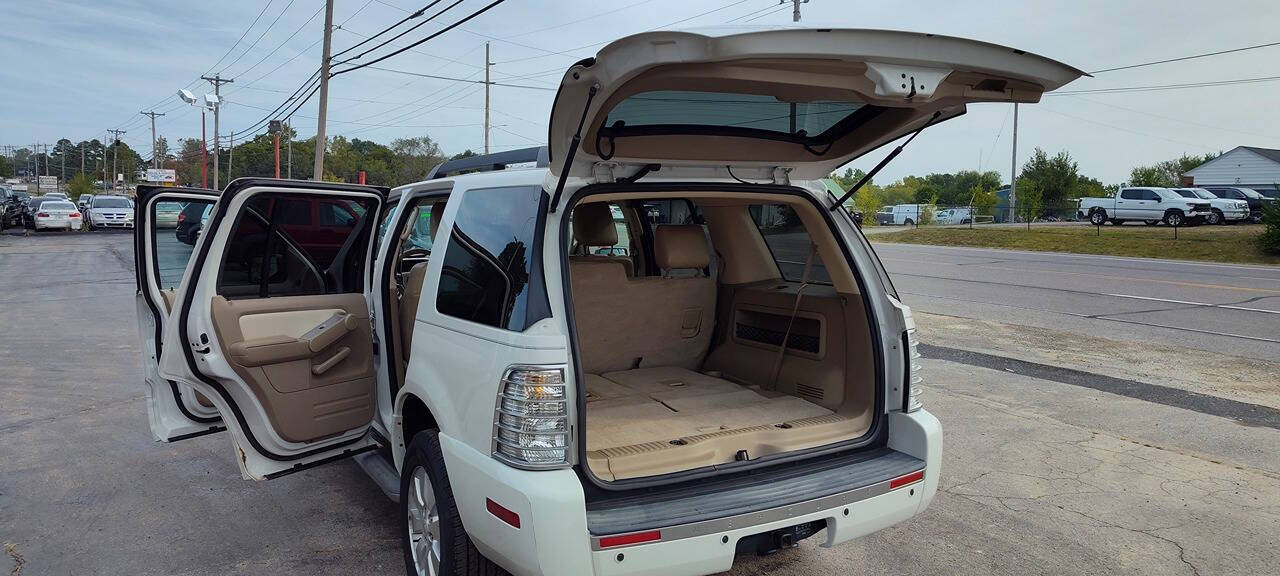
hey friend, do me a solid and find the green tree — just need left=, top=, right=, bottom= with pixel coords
left=970, top=184, right=998, bottom=218
left=1015, top=176, right=1042, bottom=228
left=1258, top=184, right=1280, bottom=255
left=1018, top=148, right=1078, bottom=216
left=1073, top=175, right=1110, bottom=198
left=852, top=186, right=881, bottom=226
left=1129, top=164, right=1175, bottom=187
left=68, top=173, right=93, bottom=200
left=1128, top=152, right=1220, bottom=187
left=0, top=154, right=12, bottom=178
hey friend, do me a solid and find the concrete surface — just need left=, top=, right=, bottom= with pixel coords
left=3, top=230, right=1279, bottom=575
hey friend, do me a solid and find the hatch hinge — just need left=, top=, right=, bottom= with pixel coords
left=772, top=167, right=792, bottom=186
left=592, top=162, right=618, bottom=183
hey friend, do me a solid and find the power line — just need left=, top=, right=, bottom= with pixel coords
left=219, top=0, right=302, bottom=75
left=1055, top=94, right=1279, bottom=141
left=331, top=0, right=466, bottom=68
left=1089, top=40, right=1280, bottom=74
left=1048, top=74, right=1280, bottom=95
left=363, top=65, right=556, bottom=90
left=330, top=0, right=510, bottom=77
left=332, top=0, right=442, bottom=60
left=745, top=2, right=791, bottom=22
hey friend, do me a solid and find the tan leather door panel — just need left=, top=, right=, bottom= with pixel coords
left=209, top=294, right=374, bottom=443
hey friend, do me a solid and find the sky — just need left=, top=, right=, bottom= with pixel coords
left=1, top=0, right=1278, bottom=185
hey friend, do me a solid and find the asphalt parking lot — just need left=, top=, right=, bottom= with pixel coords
left=3, top=229, right=1278, bottom=575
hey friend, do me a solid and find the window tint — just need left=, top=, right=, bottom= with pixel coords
left=93, top=197, right=131, bottom=208
left=749, top=204, right=831, bottom=284
left=1146, top=190, right=1163, bottom=201
left=436, top=186, right=548, bottom=331
left=216, top=194, right=376, bottom=298
left=1119, top=189, right=1143, bottom=200
left=1174, top=189, right=1196, bottom=198
left=602, top=91, right=877, bottom=143
left=154, top=198, right=215, bottom=290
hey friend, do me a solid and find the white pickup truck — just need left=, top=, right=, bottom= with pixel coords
left=1078, top=187, right=1212, bottom=226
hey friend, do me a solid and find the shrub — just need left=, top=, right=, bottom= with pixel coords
left=1258, top=194, right=1280, bottom=255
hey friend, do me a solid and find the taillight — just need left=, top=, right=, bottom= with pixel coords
left=904, top=328, right=923, bottom=412
left=178, top=213, right=186, bottom=222
left=70, top=212, right=80, bottom=218
left=493, top=366, right=570, bottom=468
left=36, top=212, right=49, bottom=218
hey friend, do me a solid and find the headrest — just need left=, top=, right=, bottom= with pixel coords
left=428, top=201, right=446, bottom=240
left=655, top=225, right=710, bottom=270
left=573, top=202, right=617, bottom=246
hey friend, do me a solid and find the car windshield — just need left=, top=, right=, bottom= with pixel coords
left=1191, top=189, right=1217, bottom=200
left=94, top=197, right=131, bottom=208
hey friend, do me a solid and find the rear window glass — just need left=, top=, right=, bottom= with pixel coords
left=44, top=201, right=76, bottom=210
left=603, top=91, right=871, bottom=141
left=749, top=204, right=831, bottom=284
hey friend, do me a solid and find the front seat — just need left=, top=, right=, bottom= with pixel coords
left=400, top=200, right=447, bottom=362
left=571, top=202, right=633, bottom=277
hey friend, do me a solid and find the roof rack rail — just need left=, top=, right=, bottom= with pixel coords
left=426, top=146, right=550, bottom=179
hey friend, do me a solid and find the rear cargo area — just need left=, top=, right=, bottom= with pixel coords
left=569, top=195, right=878, bottom=482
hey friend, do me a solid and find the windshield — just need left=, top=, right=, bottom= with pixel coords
left=93, top=197, right=131, bottom=209
left=1240, top=189, right=1263, bottom=199
left=1191, top=189, right=1216, bottom=200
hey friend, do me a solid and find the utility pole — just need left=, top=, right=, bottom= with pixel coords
left=1009, top=102, right=1018, bottom=223
left=287, top=119, right=293, bottom=179
left=313, top=0, right=335, bottom=181
left=81, top=144, right=85, bottom=175
left=484, top=42, right=491, bottom=155
left=60, top=141, right=65, bottom=182
left=790, top=0, right=808, bottom=22
left=140, top=110, right=165, bottom=168
left=107, top=129, right=126, bottom=188
left=202, top=74, right=232, bottom=189
left=228, top=132, right=234, bottom=180
left=31, top=144, right=38, bottom=180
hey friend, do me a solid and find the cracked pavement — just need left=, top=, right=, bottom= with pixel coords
left=3, top=231, right=1280, bottom=575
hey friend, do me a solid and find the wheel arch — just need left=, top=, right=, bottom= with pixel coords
left=394, top=391, right=439, bottom=470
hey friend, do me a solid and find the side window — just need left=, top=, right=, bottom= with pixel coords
left=1146, top=190, right=1163, bottom=201
left=320, top=201, right=358, bottom=227
left=216, top=194, right=376, bottom=298
left=749, top=204, right=831, bottom=284
left=435, top=186, right=548, bottom=331
left=153, top=198, right=215, bottom=291
left=1119, top=189, right=1142, bottom=200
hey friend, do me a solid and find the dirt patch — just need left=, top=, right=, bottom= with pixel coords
left=914, top=311, right=1280, bottom=410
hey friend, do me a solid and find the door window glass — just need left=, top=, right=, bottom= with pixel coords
left=1119, top=189, right=1143, bottom=200
left=749, top=204, right=831, bottom=284
left=216, top=194, right=376, bottom=298
left=435, top=186, right=548, bottom=331
left=152, top=198, right=215, bottom=291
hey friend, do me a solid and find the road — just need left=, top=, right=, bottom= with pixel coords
left=871, top=242, right=1280, bottom=359
left=2, top=230, right=1278, bottom=575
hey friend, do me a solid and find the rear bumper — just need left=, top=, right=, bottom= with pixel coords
left=440, top=409, right=941, bottom=576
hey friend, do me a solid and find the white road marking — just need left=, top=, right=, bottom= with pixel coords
left=1104, top=293, right=1280, bottom=315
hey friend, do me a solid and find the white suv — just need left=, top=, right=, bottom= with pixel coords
left=133, top=28, right=1080, bottom=576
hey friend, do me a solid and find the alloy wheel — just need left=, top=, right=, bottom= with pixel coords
left=406, top=466, right=442, bottom=576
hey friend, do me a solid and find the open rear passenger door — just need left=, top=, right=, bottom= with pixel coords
left=156, top=179, right=387, bottom=480
left=136, top=185, right=224, bottom=441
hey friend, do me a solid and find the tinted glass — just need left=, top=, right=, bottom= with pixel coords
left=436, top=186, right=547, bottom=331
left=154, top=198, right=215, bottom=290
left=603, top=91, right=873, bottom=140
left=217, top=194, right=376, bottom=298
left=1146, top=190, right=1163, bottom=201
left=93, top=197, right=131, bottom=208
left=1174, top=189, right=1196, bottom=198
left=749, top=204, right=831, bottom=284
left=1119, top=189, right=1143, bottom=200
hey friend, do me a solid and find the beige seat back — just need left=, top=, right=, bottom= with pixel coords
left=570, top=224, right=716, bottom=374
left=571, top=202, right=634, bottom=277
left=400, top=262, right=429, bottom=359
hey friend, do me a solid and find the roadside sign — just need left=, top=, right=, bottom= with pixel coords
left=38, top=175, right=58, bottom=191
left=144, top=169, right=176, bottom=183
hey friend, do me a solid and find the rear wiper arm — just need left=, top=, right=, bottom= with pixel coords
left=831, top=111, right=942, bottom=211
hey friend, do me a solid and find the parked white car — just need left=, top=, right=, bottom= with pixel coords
left=87, top=195, right=134, bottom=229
left=876, top=203, right=935, bottom=226
left=132, top=27, right=1081, bottom=576
left=934, top=207, right=973, bottom=225
left=1171, top=188, right=1249, bottom=224
left=32, top=199, right=82, bottom=231
left=1078, top=187, right=1212, bottom=226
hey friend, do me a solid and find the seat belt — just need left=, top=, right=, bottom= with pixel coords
left=768, top=243, right=816, bottom=391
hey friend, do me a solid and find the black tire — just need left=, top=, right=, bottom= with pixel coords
left=401, top=430, right=508, bottom=576
left=1089, top=210, right=1107, bottom=226
left=1163, top=210, right=1184, bottom=227
left=1143, top=220, right=1160, bottom=226
left=1207, top=210, right=1223, bottom=225
left=1110, top=219, right=1126, bottom=225
left=903, top=218, right=915, bottom=226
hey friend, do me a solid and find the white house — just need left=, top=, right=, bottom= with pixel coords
left=1184, top=146, right=1280, bottom=195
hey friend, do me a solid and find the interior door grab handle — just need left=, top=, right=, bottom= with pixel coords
left=312, top=347, right=351, bottom=375
left=303, top=313, right=356, bottom=353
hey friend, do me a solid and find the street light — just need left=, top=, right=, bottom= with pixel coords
left=177, top=89, right=214, bottom=188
